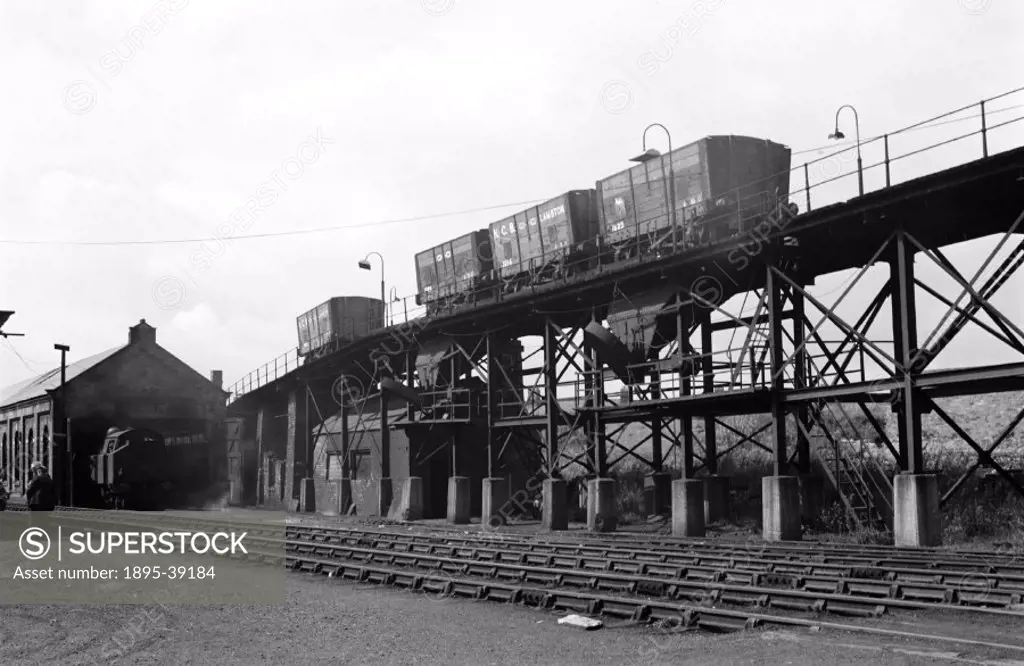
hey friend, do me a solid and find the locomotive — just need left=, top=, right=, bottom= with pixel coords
left=415, top=135, right=795, bottom=315
left=90, top=427, right=214, bottom=509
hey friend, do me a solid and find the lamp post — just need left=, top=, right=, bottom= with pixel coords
left=54, top=343, right=70, bottom=505
left=828, top=104, right=864, bottom=197
left=631, top=123, right=677, bottom=253
left=358, top=252, right=386, bottom=329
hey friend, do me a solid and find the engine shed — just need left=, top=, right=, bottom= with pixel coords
left=0, top=319, right=230, bottom=507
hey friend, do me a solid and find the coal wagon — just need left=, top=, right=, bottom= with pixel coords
left=596, top=135, right=793, bottom=260
left=297, top=296, right=387, bottom=357
left=414, top=229, right=494, bottom=314
left=488, top=190, right=599, bottom=292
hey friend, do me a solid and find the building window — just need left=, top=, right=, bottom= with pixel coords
left=268, top=459, right=276, bottom=487
left=326, top=453, right=344, bottom=480
left=27, top=429, right=34, bottom=465
left=41, top=426, right=49, bottom=471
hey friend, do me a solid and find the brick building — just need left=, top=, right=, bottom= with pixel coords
left=0, top=319, right=229, bottom=505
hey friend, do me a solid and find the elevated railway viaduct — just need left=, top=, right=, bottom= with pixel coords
left=226, top=90, right=1024, bottom=548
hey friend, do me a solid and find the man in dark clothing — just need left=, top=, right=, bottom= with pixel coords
left=26, top=463, right=56, bottom=511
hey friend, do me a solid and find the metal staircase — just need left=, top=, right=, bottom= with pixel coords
left=814, top=431, right=892, bottom=531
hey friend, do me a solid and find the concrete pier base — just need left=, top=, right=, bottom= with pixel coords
left=586, top=478, right=618, bottom=533
left=389, top=477, right=424, bottom=521
left=374, top=478, right=393, bottom=517
left=703, top=475, right=730, bottom=524
left=893, top=473, right=941, bottom=547
left=799, top=475, right=824, bottom=523
left=762, top=476, right=801, bottom=541
left=299, top=478, right=316, bottom=513
left=447, top=476, right=471, bottom=524
left=671, top=479, right=706, bottom=537
left=482, top=477, right=509, bottom=530
left=542, top=479, right=568, bottom=531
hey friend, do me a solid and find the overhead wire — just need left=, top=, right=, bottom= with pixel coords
left=0, top=338, right=44, bottom=375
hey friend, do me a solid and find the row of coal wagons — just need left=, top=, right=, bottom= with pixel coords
left=414, top=135, right=792, bottom=309
left=296, top=297, right=386, bottom=357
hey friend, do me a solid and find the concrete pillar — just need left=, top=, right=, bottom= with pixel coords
left=482, top=477, right=509, bottom=530
left=447, top=476, right=471, bottom=524
left=671, top=479, right=705, bottom=537
left=375, top=478, right=393, bottom=517
left=798, top=475, right=824, bottom=523
left=390, top=477, right=424, bottom=521
left=542, top=479, right=568, bottom=530
left=586, top=478, right=617, bottom=533
left=648, top=472, right=672, bottom=516
left=703, top=475, right=730, bottom=524
left=299, top=478, right=316, bottom=513
left=762, top=476, right=801, bottom=541
left=893, top=473, right=941, bottom=547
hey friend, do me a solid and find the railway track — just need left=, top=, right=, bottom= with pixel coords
left=8, top=507, right=1024, bottom=625
left=34, top=508, right=1023, bottom=601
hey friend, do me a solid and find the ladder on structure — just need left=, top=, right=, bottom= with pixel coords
left=815, top=437, right=892, bottom=531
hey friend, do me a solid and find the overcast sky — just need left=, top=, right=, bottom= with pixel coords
left=1, top=0, right=1022, bottom=396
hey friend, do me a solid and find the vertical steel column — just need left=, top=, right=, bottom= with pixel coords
left=380, top=383, right=391, bottom=480
left=304, top=386, right=310, bottom=481
left=891, top=229, right=923, bottom=472
left=583, top=335, right=598, bottom=475
left=767, top=264, right=788, bottom=474
left=406, top=350, right=416, bottom=424
left=677, top=295, right=694, bottom=477
left=340, top=391, right=350, bottom=481
left=450, top=355, right=458, bottom=476
left=792, top=290, right=811, bottom=473
left=700, top=309, right=717, bottom=474
left=650, top=370, right=663, bottom=472
left=544, top=320, right=559, bottom=477
left=486, top=334, right=498, bottom=478
left=255, top=406, right=266, bottom=504
left=594, top=344, right=608, bottom=477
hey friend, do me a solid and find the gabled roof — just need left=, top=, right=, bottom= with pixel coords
left=0, top=345, right=125, bottom=409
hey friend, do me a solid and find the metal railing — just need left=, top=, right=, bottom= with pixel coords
left=227, top=87, right=1024, bottom=405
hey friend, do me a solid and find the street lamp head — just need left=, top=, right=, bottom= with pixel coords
left=630, top=148, right=663, bottom=164
left=357, top=260, right=372, bottom=271
left=828, top=128, right=845, bottom=141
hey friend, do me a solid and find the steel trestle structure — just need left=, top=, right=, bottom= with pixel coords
left=227, top=88, right=1024, bottom=547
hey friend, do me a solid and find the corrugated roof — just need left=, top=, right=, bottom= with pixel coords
left=0, top=345, right=125, bottom=409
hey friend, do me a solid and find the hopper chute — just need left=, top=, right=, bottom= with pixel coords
left=585, top=286, right=683, bottom=383
left=415, top=336, right=457, bottom=389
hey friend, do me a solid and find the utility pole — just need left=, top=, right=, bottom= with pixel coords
left=54, top=344, right=71, bottom=506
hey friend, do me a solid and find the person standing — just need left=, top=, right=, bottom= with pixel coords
left=26, top=462, right=55, bottom=511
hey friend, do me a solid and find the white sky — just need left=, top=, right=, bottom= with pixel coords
left=1, top=0, right=1023, bottom=394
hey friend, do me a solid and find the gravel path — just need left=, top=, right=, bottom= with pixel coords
left=3, top=575, right=1024, bottom=665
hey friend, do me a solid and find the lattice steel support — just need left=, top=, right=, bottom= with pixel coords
left=543, top=320, right=560, bottom=478
left=700, top=308, right=717, bottom=475
left=890, top=228, right=924, bottom=474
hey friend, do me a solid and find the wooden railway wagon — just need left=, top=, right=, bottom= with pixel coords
left=596, top=135, right=792, bottom=259
left=415, top=229, right=494, bottom=313
left=296, top=296, right=386, bottom=357
left=488, top=190, right=599, bottom=292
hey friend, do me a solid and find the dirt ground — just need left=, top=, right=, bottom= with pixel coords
left=3, top=574, right=1024, bottom=666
